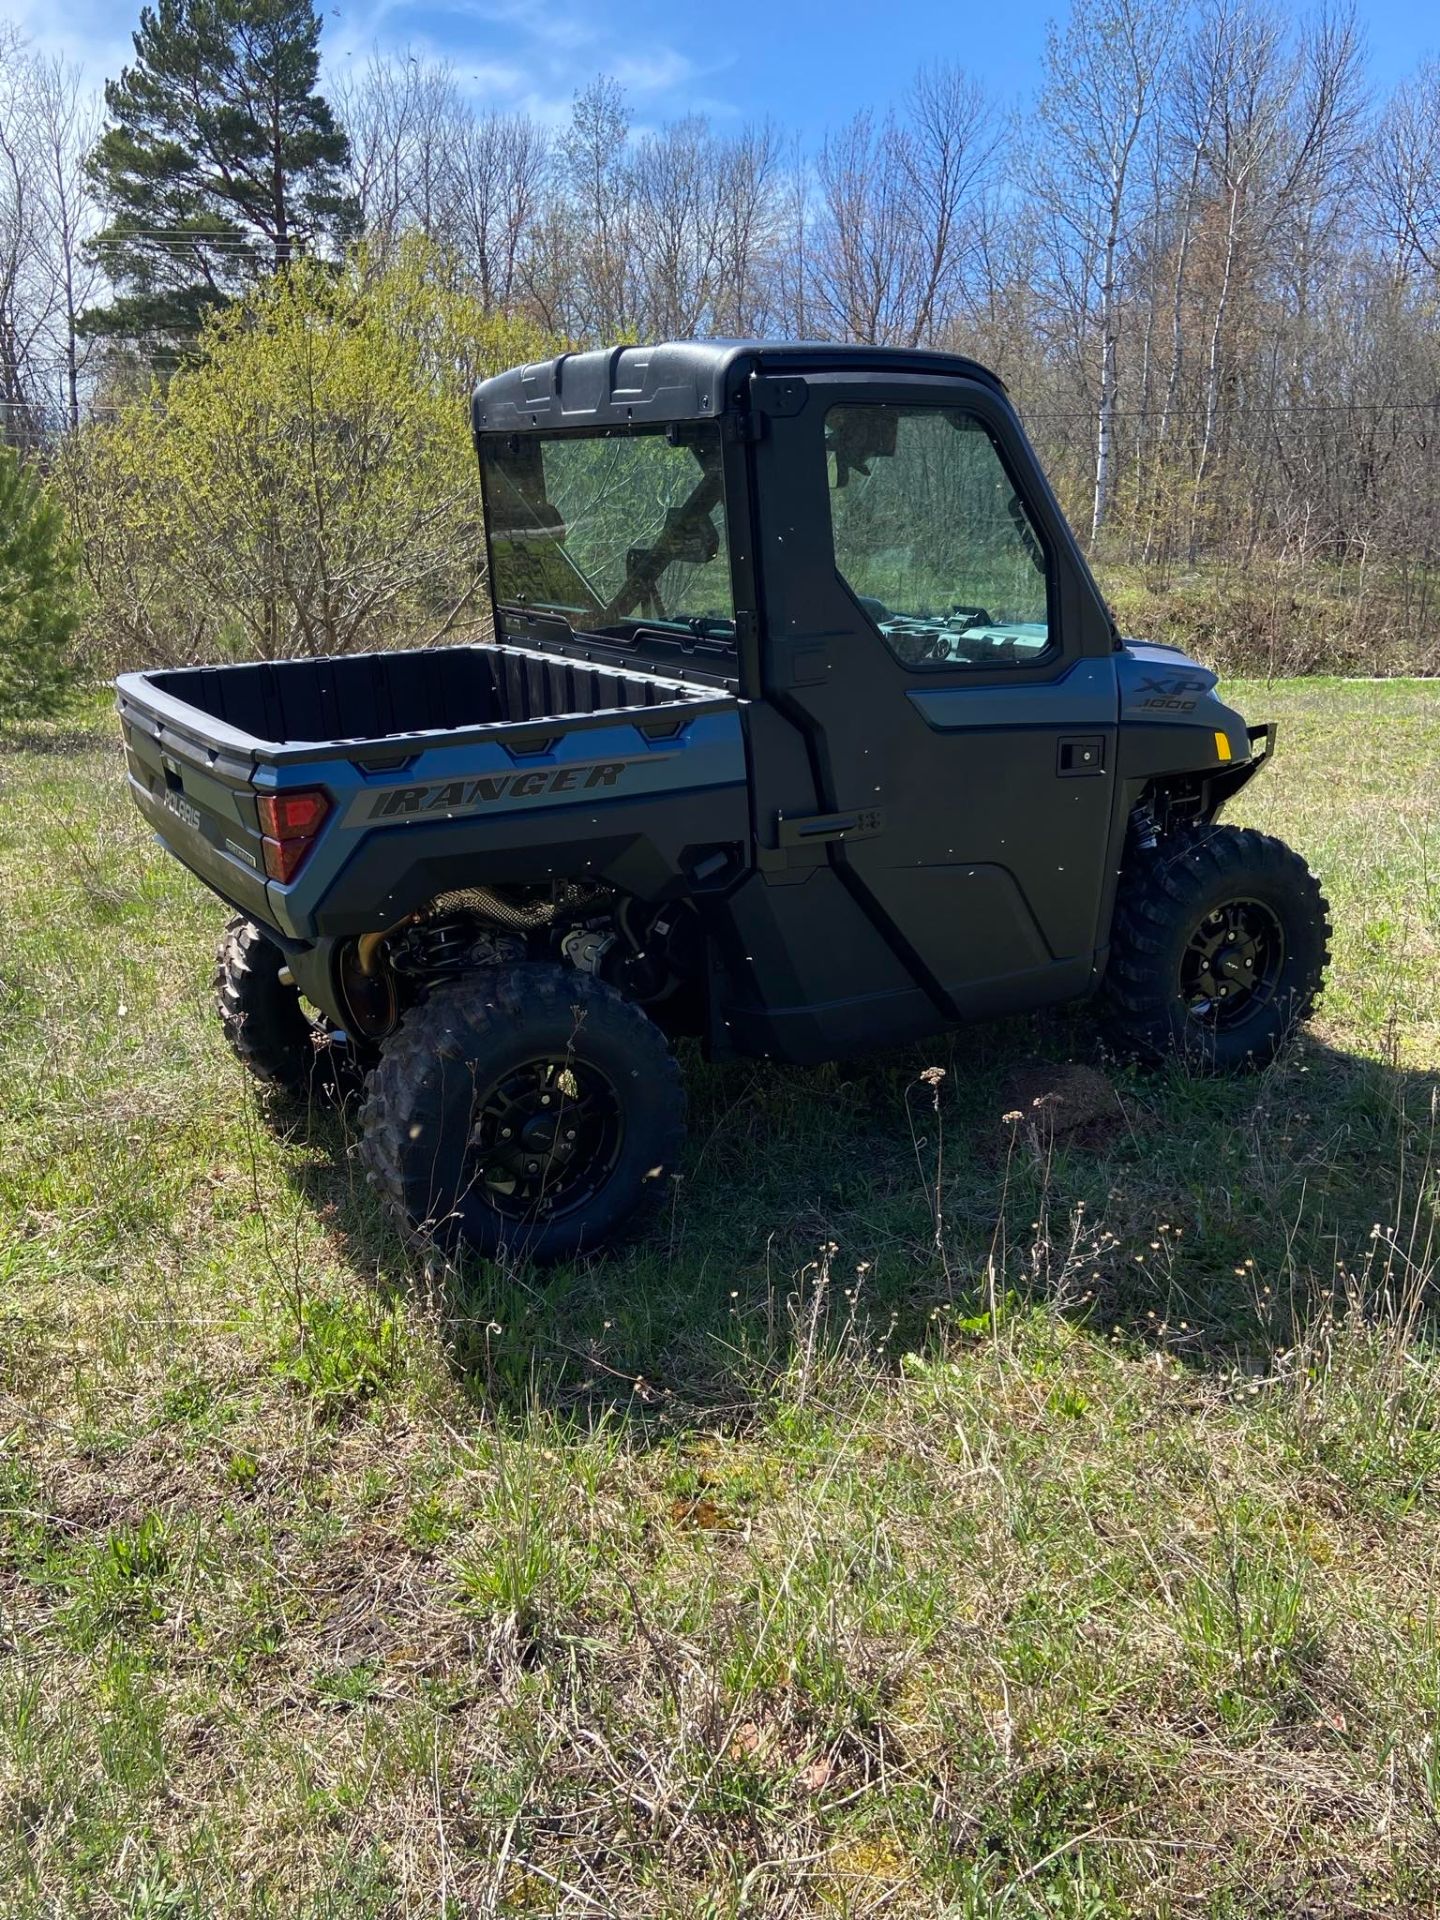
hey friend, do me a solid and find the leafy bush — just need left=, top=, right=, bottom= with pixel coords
left=0, top=444, right=80, bottom=716
left=60, top=237, right=557, bottom=674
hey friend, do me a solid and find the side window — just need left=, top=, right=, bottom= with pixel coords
left=826, top=404, right=1053, bottom=671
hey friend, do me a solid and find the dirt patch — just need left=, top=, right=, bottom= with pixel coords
left=998, top=1061, right=1122, bottom=1149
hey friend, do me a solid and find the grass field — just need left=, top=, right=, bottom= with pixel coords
left=2, top=679, right=1438, bottom=1918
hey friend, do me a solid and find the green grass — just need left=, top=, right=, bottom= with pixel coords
left=1, top=681, right=1438, bottom=1916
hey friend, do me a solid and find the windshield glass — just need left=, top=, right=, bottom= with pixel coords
left=481, top=425, right=736, bottom=647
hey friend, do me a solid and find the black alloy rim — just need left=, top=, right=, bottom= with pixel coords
left=467, top=1056, right=624, bottom=1220
left=1179, top=897, right=1286, bottom=1030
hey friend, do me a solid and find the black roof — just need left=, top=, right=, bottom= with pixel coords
left=471, top=340, right=1006, bottom=434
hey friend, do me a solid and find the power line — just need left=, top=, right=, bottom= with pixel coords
left=90, top=229, right=329, bottom=239
left=1021, top=400, right=1440, bottom=420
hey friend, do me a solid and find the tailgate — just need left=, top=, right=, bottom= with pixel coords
left=117, top=674, right=277, bottom=928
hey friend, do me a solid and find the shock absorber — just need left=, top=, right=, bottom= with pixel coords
left=1129, top=799, right=1159, bottom=852
left=404, top=917, right=478, bottom=973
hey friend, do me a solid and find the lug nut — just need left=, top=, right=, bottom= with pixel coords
left=500, top=1127, right=512, bottom=1139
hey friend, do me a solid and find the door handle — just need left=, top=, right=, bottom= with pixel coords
left=1057, top=736, right=1106, bottom=776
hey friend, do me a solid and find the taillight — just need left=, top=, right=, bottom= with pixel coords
left=257, top=788, right=330, bottom=884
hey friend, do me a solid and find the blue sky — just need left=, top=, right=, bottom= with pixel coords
left=13, top=0, right=1438, bottom=135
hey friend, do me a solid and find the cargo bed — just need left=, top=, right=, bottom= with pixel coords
left=124, top=642, right=726, bottom=762
left=115, top=642, right=749, bottom=945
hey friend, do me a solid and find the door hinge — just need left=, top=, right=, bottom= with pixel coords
left=757, top=805, right=886, bottom=874
left=725, top=409, right=766, bottom=444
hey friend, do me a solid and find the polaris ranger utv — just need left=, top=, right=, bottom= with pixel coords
left=117, top=341, right=1330, bottom=1259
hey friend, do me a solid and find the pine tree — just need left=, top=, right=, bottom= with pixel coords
left=83, top=0, right=355, bottom=354
left=0, top=445, right=79, bottom=716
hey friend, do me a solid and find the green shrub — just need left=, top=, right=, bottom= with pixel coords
left=59, top=236, right=557, bottom=675
left=0, top=443, right=80, bottom=716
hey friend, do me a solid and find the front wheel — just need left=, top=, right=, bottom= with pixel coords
left=1102, top=825, right=1331, bottom=1070
left=358, top=965, right=685, bottom=1261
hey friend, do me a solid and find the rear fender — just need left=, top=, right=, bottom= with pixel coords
left=263, top=709, right=750, bottom=939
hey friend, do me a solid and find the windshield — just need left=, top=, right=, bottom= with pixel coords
left=481, top=425, right=736, bottom=649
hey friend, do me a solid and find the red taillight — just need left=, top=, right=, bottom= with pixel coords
left=257, top=787, right=330, bottom=884
left=258, top=790, right=329, bottom=839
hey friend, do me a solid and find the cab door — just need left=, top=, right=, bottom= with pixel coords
left=750, top=372, right=1120, bottom=1019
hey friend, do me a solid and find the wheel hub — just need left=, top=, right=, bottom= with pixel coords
left=521, top=1111, right=561, bottom=1152
left=1180, top=898, right=1285, bottom=1029
left=467, top=1057, right=622, bottom=1220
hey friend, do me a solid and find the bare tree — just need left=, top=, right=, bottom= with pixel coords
left=1374, top=59, right=1440, bottom=278
left=445, top=111, right=548, bottom=312
left=811, top=109, right=913, bottom=343
left=0, top=35, right=98, bottom=441
left=1175, top=0, right=1364, bottom=554
left=336, top=50, right=465, bottom=245
left=711, top=122, right=785, bottom=335
left=1033, top=0, right=1177, bottom=540
left=550, top=77, right=634, bottom=341
left=902, top=66, right=997, bottom=344
left=0, top=26, right=46, bottom=443
left=626, top=116, right=784, bottom=339
left=629, top=116, right=721, bottom=338
left=768, top=135, right=813, bottom=339
left=29, top=56, right=100, bottom=431
left=810, top=67, right=993, bottom=348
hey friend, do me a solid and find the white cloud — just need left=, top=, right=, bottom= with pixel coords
left=7, top=0, right=737, bottom=133
left=609, top=48, right=699, bottom=93
left=5, top=0, right=135, bottom=89
left=329, top=0, right=733, bottom=117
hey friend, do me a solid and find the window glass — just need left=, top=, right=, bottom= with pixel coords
left=826, top=405, right=1052, bottom=670
left=482, top=425, right=735, bottom=647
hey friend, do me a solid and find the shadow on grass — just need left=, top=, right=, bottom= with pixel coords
left=277, top=1011, right=1439, bottom=1426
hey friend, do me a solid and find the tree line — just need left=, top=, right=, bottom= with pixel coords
left=0, top=0, right=1437, bottom=689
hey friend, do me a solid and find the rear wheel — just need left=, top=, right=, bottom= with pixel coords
left=358, top=965, right=685, bottom=1261
left=215, top=916, right=351, bottom=1101
left=1102, top=825, right=1330, bottom=1070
